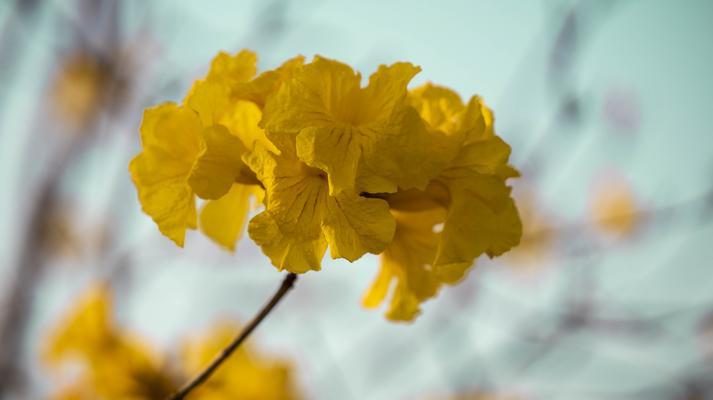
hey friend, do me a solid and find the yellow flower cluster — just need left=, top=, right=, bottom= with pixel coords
left=130, top=50, right=522, bottom=321
left=44, top=285, right=301, bottom=399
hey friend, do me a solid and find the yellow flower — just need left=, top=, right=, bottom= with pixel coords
left=130, top=50, right=267, bottom=249
left=130, top=50, right=524, bottom=321
left=129, top=103, right=201, bottom=247
left=45, top=285, right=302, bottom=400
left=244, top=141, right=395, bottom=273
left=362, top=207, right=446, bottom=321
left=363, top=84, right=522, bottom=321
left=261, top=56, right=443, bottom=195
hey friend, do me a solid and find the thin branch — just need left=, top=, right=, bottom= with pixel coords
left=168, top=272, right=298, bottom=400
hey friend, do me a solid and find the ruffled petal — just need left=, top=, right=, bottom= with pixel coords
left=296, top=125, right=361, bottom=194
left=261, top=56, right=360, bottom=133
left=362, top=208, right=446, bottom=322
left=129, top=103, right=201, bottom=246
left=434, top=177, right=522, bottom=280
left=206, top=50, right=258, bottom=89
left=188, top=125, right=247, bottom=200
left=322, top=193, right=395, bottom=261
left=360, top=62, right=421, bottom=123
left=186, top=80, right=230, bottom=126
left=234, top=55, right=305, bottom=108
left=220, top=100, right=278, bottom=154
left=244, top=145, right=328, bottom=273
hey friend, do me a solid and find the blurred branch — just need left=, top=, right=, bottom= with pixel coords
left=0, top=135, right=84, bottom=397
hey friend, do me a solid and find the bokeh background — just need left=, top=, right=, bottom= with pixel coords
left=1, top=0, right=713, bottom=399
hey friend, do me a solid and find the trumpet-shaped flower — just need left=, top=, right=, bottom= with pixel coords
left=245, top=141, right=395, bottom=273
left=261, top=56, right=444, bottom=195
left=363, top=84, right=522, bottom=321
left=130, top=51, right=268, bottom=249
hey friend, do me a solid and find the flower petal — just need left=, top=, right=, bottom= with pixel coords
left=188, top=125, right=247, bottom=200
left=362, top=208, right=446, bottom=321
left=129, top=104, right=201, bottom=246
left=244, top=145, right=328, bottom=273
left=234, top=55, right=305, bottom=108
left=296, top=125, right=361, bottom=194
left=322, top=193, right=395, bottom=261
left=206, top=50, right=257, bottom=89
left=200, top=184, right=259, bottom=251
left=434, top=178, right=522, bottom=281
left=186, top=80, right=230, bottom=126
left=261, top=56, right=360, bottom=133
left=220, top=100, right=278, bottom=154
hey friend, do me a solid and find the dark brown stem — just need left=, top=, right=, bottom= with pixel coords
left=168, top=272, right=298, bottom=400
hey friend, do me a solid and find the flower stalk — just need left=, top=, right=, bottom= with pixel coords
left=168, top=272, right=298, bottom=400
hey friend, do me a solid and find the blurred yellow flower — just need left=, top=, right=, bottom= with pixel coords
left=51, top=53, right=109, bottom=129
left=181, top=323, right=301, bottom=400
left=590, top=175, right=640, bottom=236
left=44, top=285, right=177, bottom=400
left=45, top=285, right=302, bottom=399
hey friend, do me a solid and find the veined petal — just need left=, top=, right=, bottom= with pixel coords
left=130, top=104, right=201, bottom=247
left=261, top=56, right=360, bottom=133
left=248, top=210, right=327, bottom=273
left=244, top=145, right=328, bottom=273
left=433, top=180, right=522, bottom=279
left=359, top=106, right=445, bottom=192
left=200, top=184, right=259, bottom=251
left=361, top=62, right=421, bottom=123
left=322, top=193, right=395, bottom=262
left=263, top=57, right=444, bottom=194
left=296, top=125, right=361, bottom=194
left=188, top=125, right=247, bottom=200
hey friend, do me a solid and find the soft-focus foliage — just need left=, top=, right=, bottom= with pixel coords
left=130, top=50, right=522, bottom=320
left=44, top=285, right=301, bottom=399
